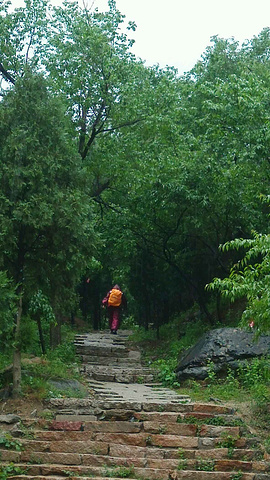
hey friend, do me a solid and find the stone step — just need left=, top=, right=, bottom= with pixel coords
left=82, top=366, right=156, bottom=383
left=1, top=462, right=269, bottom=479
left=1, top=450, right=268, bottom=473
left=14, top=429, right=260, bottom=450
left=7, top=476, right=270, bottom=480
left=47, top=419, right=244, bottom=439
left=47, top=396, right=192, bottom=414
left=80, top=355, right=141, bottom=365
left=82, top=365, right=155, bottom=374
left=17, top=410, right=244, bottom=428
left=75, top=346, right=130, bottom=357
left=6, top=476, right=270, bottom=480
left=132, top=410, right=242, bottom=424
left=1, top=445, right=264, bottom=464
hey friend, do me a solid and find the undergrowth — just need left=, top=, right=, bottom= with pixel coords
left=0, top=325, right=85, bottom=400
left=0, top=464, right=27, bottom=479
left=130, top=315, right=270, bottom=447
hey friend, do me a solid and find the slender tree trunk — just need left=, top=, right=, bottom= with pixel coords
left=13, top=294, right=23, bottom=398
left=36, top=316, right=46, bottom=354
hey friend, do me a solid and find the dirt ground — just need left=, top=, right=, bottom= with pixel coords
left=0, top=395, right=46, bottom=417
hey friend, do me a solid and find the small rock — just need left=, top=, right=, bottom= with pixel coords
left=0, top=414, right=21, bottom=424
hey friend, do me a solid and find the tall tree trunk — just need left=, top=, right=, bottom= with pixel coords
left=13, top=294, right=23, bottom=397
left=36, top=316, right=46, bottom=354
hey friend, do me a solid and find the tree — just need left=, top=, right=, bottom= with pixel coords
left=93, top=33, right=270, bottom=328
left=0, top=70, right=96, bottom=395
left=208, top=229, right=270, bottom=334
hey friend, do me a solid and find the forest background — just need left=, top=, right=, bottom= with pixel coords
left=0, top=0, right=269, bottom=400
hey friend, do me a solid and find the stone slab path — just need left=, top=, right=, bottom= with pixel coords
left=0, top=329, right=269, bottom=480
left=75, top=330, right=190, bottom=406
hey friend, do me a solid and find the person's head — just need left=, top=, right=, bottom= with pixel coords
left=113, top=284, right=120, bottom=290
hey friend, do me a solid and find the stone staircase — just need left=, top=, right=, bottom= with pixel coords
left=0, top=330, right=269, bottom=480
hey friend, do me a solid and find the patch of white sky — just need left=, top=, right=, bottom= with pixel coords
left=8, top=0, right=270, bottom=74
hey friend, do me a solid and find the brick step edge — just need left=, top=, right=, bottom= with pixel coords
left=46, top=400, right=235, bottom=414
left=1, top=463, right=268, bottom=479
left=5, top=476, right=270, bottom=480
left=1, top=451, right=268, bottom=471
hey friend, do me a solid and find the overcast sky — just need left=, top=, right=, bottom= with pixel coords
left=92, top=0, right=270, bottom=74
left=9, top=0, right=270, bottom=74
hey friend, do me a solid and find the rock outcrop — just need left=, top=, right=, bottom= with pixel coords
left=176, top=327, right=270, bottom=381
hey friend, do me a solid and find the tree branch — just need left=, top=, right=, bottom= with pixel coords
left=80, top=100, right=107, bottom=160
left=101, top=116, right=145, bottom=134
left=0, top=63, right=15, bottom=85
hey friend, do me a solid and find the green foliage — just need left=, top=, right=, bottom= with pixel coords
left=206, top=361, right=218, bottom=385
left=0, top=464, right=27, bottom=479
left=20, top=327, right=81, bottom=399
left=19, top=316, right=40, bottom=352
left=153, top=358, right=180, bottom=388
left=203, top=358, right=270, bottom=403
left=131, top=316, right=209, bottom=388
left=217, top=432, right=238, bottom=449
left=1, top=0, right=270, bottom=405
left=230, top=472, right=243, bottom=480
left=0, top=434, right=22, bottom=451
left=0, top=271, right=17, bottom=349
left=177, top=415, right=243, bottom=427
left=264, top=436, right=270, bottom=454
left=208, top=230, right=270, bottom=334
left=0, top=353, right=12, bottom=372
left=61, top=471, right=79, bottom=478
left=196, top=458, right=215, bottom=471
left=103, top=465, right=135, bottom=478
left=177, top=459, right=188, bottom=470
left=237, top=357, right=270, bottom=389
left=177, top=448, right=186, bottom=459
left=47, top=327, right=77, bottom=364
left=29, top=291, right=56, bottom=325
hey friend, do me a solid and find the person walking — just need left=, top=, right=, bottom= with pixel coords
left=102, top=284, right=127, bottom=334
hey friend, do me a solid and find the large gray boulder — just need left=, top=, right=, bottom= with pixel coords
left=176, top=327, right=270, bottom=381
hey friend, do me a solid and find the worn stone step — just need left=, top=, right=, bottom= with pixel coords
left=7, top=476, right=270, bottom=480
left=97, top=407, right=234, bottom=422
left=6, top=477, right=72, bottom=480
left=1, top=450, right=268, bottom=473
left=0, top=477, right=77, bottom=480
left=1, top=462, right=268, bottom=479
left=1, top=445, right=264, bottom=465
left=75, top=346, right=130, bottom=357
left=80, top=355, right=141, bottom=365
left=132, top=410, right=240, bottom=425
left=86, top=381, right=186, bottom=402
left=82, top=365, right=155, bottom=375
left=24, top=409, right=242, bottom=427
left=82, top=370, right=156, bottom=384
left=55, top=414, right=97, bottom=422
left=19, top=429, right=259, bottom=450
left=49, top=420, right=142, bottom=433
left=108, top=444, right=264, bottom=461
left=48, top=397, right=192, bottom=413
left=6, top=476, right=270, bottom=480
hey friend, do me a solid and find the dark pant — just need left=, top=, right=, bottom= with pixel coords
left=108, top=306, right=120, bottom=331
